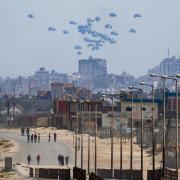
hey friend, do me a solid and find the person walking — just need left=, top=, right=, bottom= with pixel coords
left=34, top=133, right=37, bottom=143
left=26, top=128, right=29, bottom=135
left=31, top=134, right=34, bottom=143
left=65, top=156, right=69, bottom=166
left=62, top=155, right=64, bottom=166
left=27, top=154, right=31, bottom=165
left=48, top=133, right=51, bottom=142
left=38, top=134, right=40, bottom=143
left=36, top=153, right=41, bottom=165
left=27, top=134, right=30, bottom=143
left=58, top=154, right=61, bottom=166
left=54, top=132, right=57, bottom=142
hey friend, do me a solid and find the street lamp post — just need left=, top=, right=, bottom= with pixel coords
left=159, top=75, right=179, bottom=173
left=102, top=94, right=115, bottom=178
left=119, top=90, right=132, bottom=177
left=128, top=87, right=134, bottom=180
left=101, top=94, right=115, bottom=178
left=140, top=82, right=155, bottom=178
left=129, top=87, right=144, bottom=180
left=150, top=74, right=169, bottom=176
left=175, top=74, right=180, bottom=172
left=74, top=99, right=79, bottom=167
left=80, top=101, right=84, bottom=169
left=175, top=78, right=179, bottom=173
left=94, top=101, right=98, bottom=175
left=162, top=76, right=167, bottom=175
left=110, top=96, right=115, bottom=178
left=86, top=100, right=91, bottom=174
left=119, top=92, right=123, bottom=174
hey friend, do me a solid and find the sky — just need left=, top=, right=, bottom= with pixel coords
left=0, top=0, right=180, bottom=78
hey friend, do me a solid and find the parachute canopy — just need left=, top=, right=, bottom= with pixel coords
left=109, top=12, right=117, bottom=17
left=129, top=28, right=136, bottom=33
left=27, top=14, right=34, bottom=19
left=48, top=27, right=56, bottom=31
left=134, top=13, right=142, bottom=18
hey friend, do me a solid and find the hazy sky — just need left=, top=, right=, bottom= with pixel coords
left=0, top=0, right=180, bottom=77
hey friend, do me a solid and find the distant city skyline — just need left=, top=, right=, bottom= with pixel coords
left=0, top=56, right=179, bottom=95
left=0, top=0, right=180, bottom=77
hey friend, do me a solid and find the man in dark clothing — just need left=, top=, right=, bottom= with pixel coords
left=27, top=154, right=31, bottom=165
left=38, top=134, right=40, bottom=143
left=34, top=133, right=37, bottom=143
left=27, top=134, right=30, bottom=143
left=62, top=155, right=64, bottom=166
left=65, top=156, right=69, bottom=166
left=26, top=128, right=29, bottom=135
left=54, top=132, right=57, bottom=142
left=31, top=134, right=33, bottom=143
left=58, top=154, right=61, bottom=166
left=48, top=133, right=51, bottom=142
left=36, top=153, right=40, bottom=165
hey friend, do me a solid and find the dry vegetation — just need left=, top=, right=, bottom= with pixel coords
left=0, top=139, right=13, bottom=154
left=0, top=138, right=16, bottom=180
left=0, top=171, right=15, bottom=180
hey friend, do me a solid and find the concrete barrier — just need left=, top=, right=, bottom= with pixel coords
left=97, top=169, right=111, bottom=178
left=29, top=166, right=70, bottom=179
left=97, top=169, right=142, bottom=179
left=147, top=169, right=178, bottom=180
left=89, top=172, right=103, bottom=180
left=29, top=167, right=33, bottom=177
left=114, top=169, right=142, bottom=180
left=73, top=167, right=86, bottom=180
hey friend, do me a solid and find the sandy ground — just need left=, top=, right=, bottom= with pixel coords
left=0, top=135, right=19, bottom=180
left=0, top=138, right=18, bottom=169
left=0, top=127, right=162, bottom=179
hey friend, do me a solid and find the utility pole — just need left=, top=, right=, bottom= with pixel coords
left=80, top=101, right=84, bottom=169
left=152, top=85, right=155, bottom=178
left=171, top=74, right=180, bottom=174
left=101, top=94, right=114, bottom=178
left=75, top=99, right=79, bottom=167
left=110, top=96, right=114, bottom=178
left=175, top=79, right=178, bottom=173
left=94, top=102, right=98, bottom=175
left=140, top=81, right=155, bottom=178
left=120, top=93, right=123, bottom=173
left=140, top=90, right=144, bottom=180
left=130, top=86, right=144, bottom=180
left=130, top=90, right=133, bottom=180
left=86, top=100, right=91, bottom=174
left=173, top=75, right=180, bottom=173
left=162, top=78, right=166, bottom=177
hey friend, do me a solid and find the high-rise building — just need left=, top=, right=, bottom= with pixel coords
left=78, top=56, right=107, bottom=81
left=160, top=56, right=180, bottom=76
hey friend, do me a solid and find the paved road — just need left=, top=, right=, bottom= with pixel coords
left=0, top=130, right=74, bottom=167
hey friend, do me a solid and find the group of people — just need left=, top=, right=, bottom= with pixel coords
left=27, top=133, right=40, bottom=143
left=48, top=132, right=57, bottom=142
left=58, top=154, right=69, bottom=166
left=26, top=132, right=58, bottom=143
left=27, top=153, right=69, bottom=166
left=27, top=153, right=41, bottom=165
